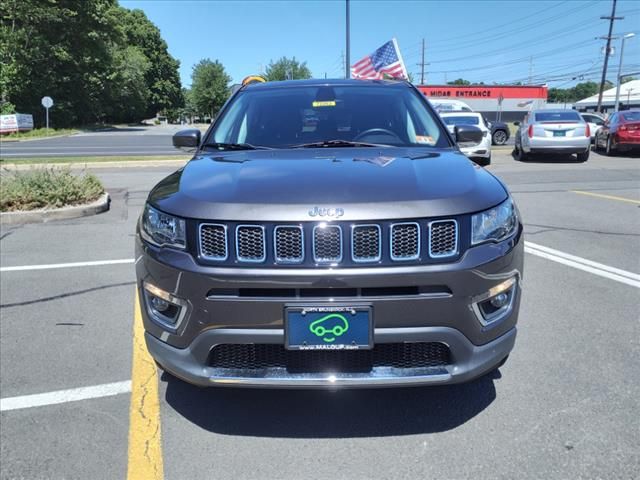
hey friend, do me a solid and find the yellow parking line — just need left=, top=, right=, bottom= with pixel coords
left=571, top=190, right=640, bottom=205
left=127, top=290, right=163, bottom=480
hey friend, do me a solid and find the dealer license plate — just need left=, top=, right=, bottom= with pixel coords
left=285, top=306, right=372, bottom=350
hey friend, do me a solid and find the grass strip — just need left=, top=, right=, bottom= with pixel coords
left=0, top=167, right=105, bottom=212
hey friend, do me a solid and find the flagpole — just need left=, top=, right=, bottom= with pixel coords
left=346, top=0, right=351, bottom=79
left=392, top=38, right=408, bottom=80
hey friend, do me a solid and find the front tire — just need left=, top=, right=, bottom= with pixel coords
left=492, top=130, right=508, bottom=145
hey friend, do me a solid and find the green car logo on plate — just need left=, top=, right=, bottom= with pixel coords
left=309, top=313, right=349, bottom=343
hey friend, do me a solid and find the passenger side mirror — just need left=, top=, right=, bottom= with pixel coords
left=173, top=129, right=201, bottom=151
left=454, top=125, right=483, bottom=145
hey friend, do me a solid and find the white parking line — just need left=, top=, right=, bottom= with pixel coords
left=0, top=381, right=131, bottom=412
left=0, top=258, right=134, bottom=272
left=525, top=241, right=640, bottom=288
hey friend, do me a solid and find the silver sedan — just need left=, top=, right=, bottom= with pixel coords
left=514, top=110, right=591, bottom=162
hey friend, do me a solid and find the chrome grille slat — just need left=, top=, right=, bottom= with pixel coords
left=313, top=225, right=342, bottom=263
left=274, top=226, right=304, bottom=263
left=429, top=220, right=458, bottom=258
left=390, top=222, right=420, bottom=261
left=352, top=225, right=381, bottom=262
left=236, top=225, right=266, bottom=262
left=199, top=224, right=228, bottom=260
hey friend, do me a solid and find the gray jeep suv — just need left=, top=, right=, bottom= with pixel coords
left=135, top=79, right=524, bottom=388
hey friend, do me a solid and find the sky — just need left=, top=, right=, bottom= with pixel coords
left=120, top=0, right=640, bottom=89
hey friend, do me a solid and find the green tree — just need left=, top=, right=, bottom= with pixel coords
left=116, top=8, right=182, bottom=117
left=447, top=78, right=472, bottom=86
left=0, top=0, right=182, bottom=126
left=264, top=57, right=312, bottom=81
left=1, top=0, right=121, bottom=126
left=190, top=59, right=231, bottom=119
left=107, top=46, right=150, bottom=122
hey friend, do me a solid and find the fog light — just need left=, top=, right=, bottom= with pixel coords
left=490, top=293, right=509, bottom=309
left=471, top=276, right=518, bottom=327
left=143, top=282, right=188, bottom=331
left=150, top=296, right=170, bottom=312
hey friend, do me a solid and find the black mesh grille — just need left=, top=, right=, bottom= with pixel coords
left=429, top=221, right=457, bottom=257
left=209, top=343, right=450, bottom=373
left=275, top=226, right=303, bottom=263
left=391, top=223, right=419, bottom=260
left=236, top=226, right=265, bottom=261
left=200, top=224, right=227, bottom=259
left=313, top=226, right=342, bottom=262
left=352, top=225, right=381, bottom=261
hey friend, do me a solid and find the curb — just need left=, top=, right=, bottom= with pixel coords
left=0, top=192, right=110, bottom=225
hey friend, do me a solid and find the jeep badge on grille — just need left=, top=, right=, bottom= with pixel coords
left=308, top=206, right=345, bottom=218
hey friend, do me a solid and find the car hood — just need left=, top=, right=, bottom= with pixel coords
left=149, top=148, right=508, bottom=221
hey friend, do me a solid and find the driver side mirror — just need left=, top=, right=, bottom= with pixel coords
left=454, top=125, right=483, bottom=145
left=173, top=129, right=201, bottom=151
left=513, top=121, right=520, bottom=126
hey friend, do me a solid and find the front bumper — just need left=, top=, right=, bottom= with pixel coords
left=136, top=227, right=523, bottom=388
left=146, top=326, right=517, bottom=388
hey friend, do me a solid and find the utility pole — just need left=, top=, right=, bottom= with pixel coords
left=345, top=0, right=351, bottom=79
left=416, top=38, right=430, bottom=85
left=596, top=0, right=624, bottom=113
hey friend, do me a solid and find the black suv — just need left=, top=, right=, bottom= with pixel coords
left=136, top=79, right=524, bottom=388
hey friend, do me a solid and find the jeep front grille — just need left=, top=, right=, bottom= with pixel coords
left=200, top=224, right=228, bottom=260
left=429, top=220, right=458, bottom=258
left=236, top=225, right=266, bottom=262
left=390, top=222, right=420, bottom=260
left=352, top=225, right=381, bottom=262
left=274, top=226, right=304, bottom=263
left=197, top=219, right=461, bottom=266
left=313, top=225, right=342, bottom=263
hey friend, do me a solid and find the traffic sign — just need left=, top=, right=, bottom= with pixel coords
left=41, top=96, right=53, bottom=129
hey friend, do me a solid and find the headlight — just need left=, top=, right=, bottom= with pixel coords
left=471, top=198, right=517, bottom=245
left=140, top=204, right=186, bottom=249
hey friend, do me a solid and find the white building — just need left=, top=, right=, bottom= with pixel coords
left=574, top=80, right=640, bottom=113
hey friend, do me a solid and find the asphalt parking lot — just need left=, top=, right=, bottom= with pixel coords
left=0, top=125, right=192, bottom=158
left=1, top=148, right=639, bottom=479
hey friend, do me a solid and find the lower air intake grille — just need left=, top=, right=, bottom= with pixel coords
left=209, top=343, right=451, bottom=373
left=236, top=225, right=266, bottom=262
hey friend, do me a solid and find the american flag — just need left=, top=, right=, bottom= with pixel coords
left=351, top=39, right=408, bottom=80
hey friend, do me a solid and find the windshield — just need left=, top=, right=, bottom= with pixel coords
left=441, top=116, right=480, bottom=126
left=535, top=111, right=581, bottom=122
left=208, top=85, right=448, bottom=149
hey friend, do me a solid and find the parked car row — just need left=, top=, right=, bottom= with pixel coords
left=430, top=99, right=511, bottom=146
left=513, top=110, right=591, bottom=162
left=593, top=110, right=640, bottom=155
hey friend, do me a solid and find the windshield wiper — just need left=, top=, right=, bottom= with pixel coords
left=290, top=140, right=391, bottom=148
left=201, top=142, right=272, bottom=151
